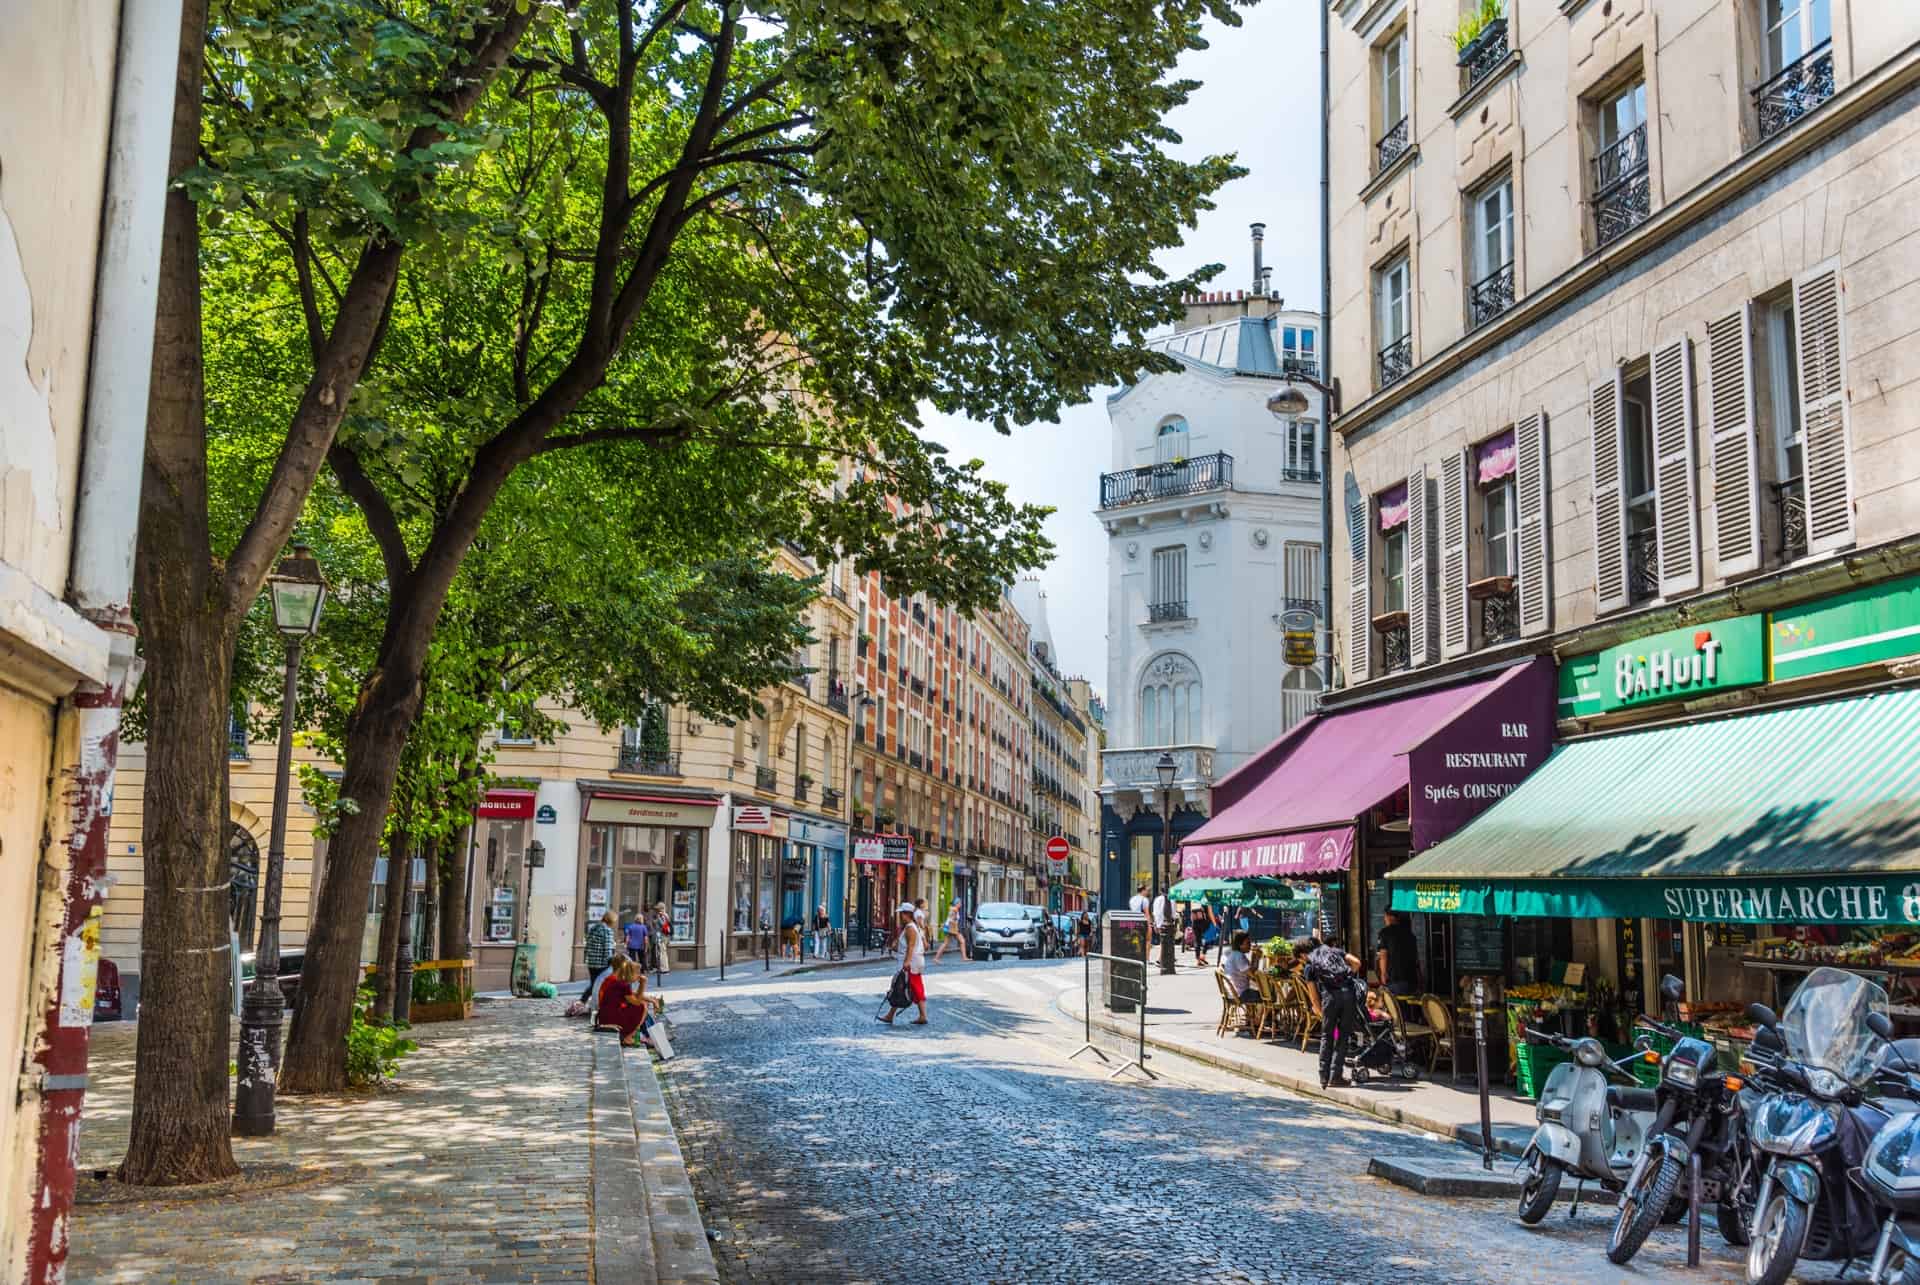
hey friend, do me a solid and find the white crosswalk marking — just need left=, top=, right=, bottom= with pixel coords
left=989, top=978, right=1044, bottom=999
left=725, top=1000, right=767, bottom=1016
left=941, top=983, right=987, bottom=999
left=669, top=1008, right=708, bottom=1024
left=784, top=994, right=824, bottom=1009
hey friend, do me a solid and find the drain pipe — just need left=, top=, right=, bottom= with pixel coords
left=1319, top=0, right=1336, bottom=692
left=25, top=1, right=180, bottom=1280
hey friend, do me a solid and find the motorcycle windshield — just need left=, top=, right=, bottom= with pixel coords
left=1780, top=966, right=1888, bottom=1088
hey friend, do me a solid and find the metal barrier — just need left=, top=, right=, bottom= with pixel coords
left=1068, top=950, right=1154, bottom=1080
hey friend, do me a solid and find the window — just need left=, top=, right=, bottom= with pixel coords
left=1765, top=0, right=1831, bottom=73
left=1592, top=79, right=1649, bottom=245
left=1149, top=546, right=1187, bottom=621
left=1623, top=369, right=1657, bottom=602
left=1483, top=476, right=1517, bottom=578
left=1381, top=526, right=1408, bottom=613
left=1283, top=542, right=1321, bottom=613
left=1760, top=294, right=1809, bottom=559
left=1155, top=416, right=1190, bottom=465
left=1281, top=325, right=1317, bottom=376
left=1377, top=29, right=1409, bottom=169
left=1375, top=255, right=1411, bottom=387
left=1468, top=175, right=1515, bottom=327
left=1284, top=420, right=1319, bottom=481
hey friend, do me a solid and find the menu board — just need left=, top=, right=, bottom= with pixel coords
left=1454, top=915, right=1505, bottom=973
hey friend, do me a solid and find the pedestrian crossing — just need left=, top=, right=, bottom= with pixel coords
left=655, top=967, right=1076, bottom=1027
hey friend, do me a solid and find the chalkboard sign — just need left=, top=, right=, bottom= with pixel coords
left=1454, top=915, right=1505, bottom=974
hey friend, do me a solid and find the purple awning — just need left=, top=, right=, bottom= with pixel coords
left=1476, top=430, right=1516, bottom=485
left=1180, top=658, right=1555, bottom=879
left=1377, top=482, right=1409, bottom=531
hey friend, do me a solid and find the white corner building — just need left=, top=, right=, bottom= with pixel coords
left=1096, top=225, right=1327, bottom=911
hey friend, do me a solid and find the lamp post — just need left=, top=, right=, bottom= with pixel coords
left=1154, top=751, right=1177, bottom=976
left=1268, top=380, right=1342, bottom=694
left=234, top=545, right=327, bottom=1137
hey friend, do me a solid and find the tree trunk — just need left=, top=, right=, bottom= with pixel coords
left=372, top=828, right=409, bottom=1021
left=118, top=0, right=239, bottom=1188
left=441, top=823, right=471, bottom=963
left=420, top=833, right=440, bottom=963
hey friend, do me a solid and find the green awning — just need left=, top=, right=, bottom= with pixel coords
left=1388, top=687, right=1920, bottom=925
left=1168, top=877, right=1318, bottom=910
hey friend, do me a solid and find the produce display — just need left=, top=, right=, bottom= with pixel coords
left=1748, top=929, right=1920, bottom=967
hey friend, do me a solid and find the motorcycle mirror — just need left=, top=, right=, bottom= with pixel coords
left=1660, top=974, right=1684, bottom=1004
left=1747, top=1002, right=1779, bottom=1029
left=1868, top=1011, right=1895, bottom=1042
left=1634, top=1034, right=1654, bottom=1052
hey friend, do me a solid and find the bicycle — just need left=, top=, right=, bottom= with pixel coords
left=827, top=929, right=847, bottom=961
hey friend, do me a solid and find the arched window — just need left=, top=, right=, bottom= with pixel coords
left=1139, top=652, right=1202, bottom=745
left=228, top=823, right=260, bottom=951
left=1156, top=416, right=1190, bottom=465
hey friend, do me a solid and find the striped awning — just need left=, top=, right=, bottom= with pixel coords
left=1388, top=687, right=1920, bottom=923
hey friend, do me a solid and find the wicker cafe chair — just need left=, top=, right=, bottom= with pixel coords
left=1422, top=996, right=1456, bottom=1074
left=1298, top=977, right=1325, bottom=1052
left=1381, top=989, right=1436, bottom=1061
left=1214, top=969, right=1250, bottom=1037
left=1248, top=970, right=1280, bottom=1041
left=1270, top=975, right=1306, bottom=1040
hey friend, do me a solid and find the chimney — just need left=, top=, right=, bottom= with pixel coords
left=1250, top=222, right=1266, bottom=294
left=1260, top=266, right=1274, bottom=297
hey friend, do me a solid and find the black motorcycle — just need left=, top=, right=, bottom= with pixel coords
left=1607, top=974, right=1760, bottom=1265
left=1856, top=1014, right=1920, bottom=1284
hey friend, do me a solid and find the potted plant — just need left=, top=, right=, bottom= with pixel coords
left=1453, top=0, right=1506, bottom=66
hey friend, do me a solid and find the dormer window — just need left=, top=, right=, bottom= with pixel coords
left=1156, top=416, right=1190, bottom=465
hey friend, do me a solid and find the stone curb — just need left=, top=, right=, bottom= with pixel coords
left=1063, top=992, right=1529, bottom=1159
left=622, top=1041, right=721, bottom=1285
left=590, top=1032, right=658, bottom=1285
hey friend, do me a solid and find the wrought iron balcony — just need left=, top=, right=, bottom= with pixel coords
left=1755, top=44, right=1834, bottom=144
left=1098, top=452, right=1234, bottom=510
left=1457, top=18, right=1509, bottom=94
left=1377, top=333, right=1412, bottom=389
left=1468, top=260, right=1515, bottom=329
left=1101, top=745, right=1215, bottom=792
left=1146, top=599, right=1189, bottom=624
left=617, top=746, right=681, bottom=775
left=1282, top=466, right=1322, bottom=483
left=827, top=675, right=849, bottom=714
left=1282, top=596, right=1322, bottom=616
left=794, top=776, right=813, bottom=803
left=1773, top=475, right=1809, bottom=563
left=1627, top=524, right=1659, bottom=603
left=1279, top=355, right=1320, bottom=381
left=1592, top=123, right=1649, bottom=246
left=1374, top=614, right=1411, bottom=674
left=755, top=765, right=778, bottom=792
left=1478, top=583, right=1520, bottom=646
left=821, top=786, right=844, bottom=812
left=1376, top=115, right=1410, bottom=172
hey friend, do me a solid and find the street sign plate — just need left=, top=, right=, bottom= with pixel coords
left=1046, top=836, right=1069, bottom=861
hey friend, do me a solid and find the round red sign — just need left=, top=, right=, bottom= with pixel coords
left=1046, top=835, right=1070, bottom=861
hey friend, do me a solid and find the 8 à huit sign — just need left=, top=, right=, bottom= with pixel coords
left=1557, top=614, right=1766, bottom=717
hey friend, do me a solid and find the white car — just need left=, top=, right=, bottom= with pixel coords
left=971, top=902, right=1045, bottom=960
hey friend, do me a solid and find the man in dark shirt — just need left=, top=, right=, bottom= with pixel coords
left=1376, top=910, right=1419, bottom=996
left=1304, top=934, right=1363, bottom=1089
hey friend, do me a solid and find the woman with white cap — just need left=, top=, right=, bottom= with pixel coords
left=878, top=904, right=929, bottom=1025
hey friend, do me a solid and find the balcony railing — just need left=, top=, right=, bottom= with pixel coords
left=1375, top=619, right=1411, bottom=674
left=1479, top=584, right=1520, bottom=646
left=1098, top=452, right=1234, bottom=510
left=755, top=765, right=778, bottom=793
left=1468, top=260, right=1514, bottom=330
left=1279, top=355, right=1320, bottom=381
left=1101, top=745, right=1215, bottom=792
left=1627, top=524, right=1659, bottom=603
left=1282, top=596, right=1321, bottom=616
left=618, top=746, right=680, bottom=775
left=1376, top=115, right=1409, bottom=172
left=794, top=776, right=813, bottom=803
left=1773, top=476, right=1809, bottom=563
left=1281, top=466, right=1321, bottom=483
left=1755, top=44, right=1834, bottom=144
left=827, top=675, right=849, bottom=714
left=1592, top=122, right=1650, bottom=246
left=909, top=750, right=923, bottom=769
left=1457, top=18, right=1509, bottom=94
left=1147, top=600, right=1188, bottom=623
left=1377, top=333, right=1412, bottom=389
left=821, top=786, right=843, bottom=812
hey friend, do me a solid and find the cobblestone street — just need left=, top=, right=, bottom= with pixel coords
left=660, top=957, right=1780, bottom=1285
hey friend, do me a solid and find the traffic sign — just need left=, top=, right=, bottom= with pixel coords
left=1046, top=835, right=1069, bottom=862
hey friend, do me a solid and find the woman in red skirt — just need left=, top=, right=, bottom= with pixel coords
left=597, top=957, right=653, bottom=1047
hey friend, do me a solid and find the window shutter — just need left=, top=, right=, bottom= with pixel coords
left=1794, top=266, right=1853, bottom=554
left=1438, top=450, right=1469, bottom=659
left=1347, top=495, right=1370, bottom=682
left=1706, top=305, right=1762, bottom=578
left=1515, top=410, right=1552, bottom=635
left=1407, top=467, right=1434, bottom=667
left=1590, top=369, right=1629, bottom=614
left=1650, top=337, right=1702, bottom=596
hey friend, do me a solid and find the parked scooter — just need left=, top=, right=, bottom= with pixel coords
left=1853, top=1013, right=1920, bottom=1284
left=1606, top=975, right=1759, bottom=1266
left=1515, top=1025, right=1659, bottom=1224
left=1743, top=967, right=1898, bottom=1285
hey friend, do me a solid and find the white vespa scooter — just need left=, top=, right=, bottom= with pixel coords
left=1517, top=1025, right=1662, bottom=1224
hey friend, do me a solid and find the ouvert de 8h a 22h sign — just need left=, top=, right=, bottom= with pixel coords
left=1556, top=613, right=1767, bottom=718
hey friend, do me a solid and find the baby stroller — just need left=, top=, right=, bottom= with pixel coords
left=1348, top=991, right=1420, bottom=1083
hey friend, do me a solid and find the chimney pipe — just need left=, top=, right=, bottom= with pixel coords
left=1260, top=266, right=1274, bottom=297
left=1250, top=222, right=1266, bottom=293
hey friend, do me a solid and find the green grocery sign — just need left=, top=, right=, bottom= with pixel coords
left=1558, top=614, right=1767, bottom=717
left=1772, top=573, right=1920, bottom=680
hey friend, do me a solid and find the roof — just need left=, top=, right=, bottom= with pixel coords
left=1148, top=316, right=1282, bottom=375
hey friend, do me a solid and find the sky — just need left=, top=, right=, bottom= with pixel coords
left=923, top=0, right=1324, bottom=697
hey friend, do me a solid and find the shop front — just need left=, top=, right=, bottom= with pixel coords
left=1393, top=683, right=1920, bottom=1071
left=572, top=788, right=717, bottom=975
left=1179, top=657, right=1555, bottom=971
left=729, top=803, right=787, bottom=961
left=851, top=832, right=912, bottom=948
left=470, top=786, right=536, bottom=993
left=790, top=815, right=847, bottom=933
left=952, top=861, right=976, bottom=927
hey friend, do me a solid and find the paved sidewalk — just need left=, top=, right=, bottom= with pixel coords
left=1062, top=961, right=1538, bottom=1154
left=70, top=997, right=715, bottom=1284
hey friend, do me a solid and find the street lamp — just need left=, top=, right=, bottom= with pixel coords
left=1268, top=378, right=1342, bottom=694
left=234, top=545, right=327, bottom=1137
left=1155, top=750, right=1177, bottom=976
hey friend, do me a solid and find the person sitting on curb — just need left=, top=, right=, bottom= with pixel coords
left=596, top=957, right=655, bottom=1049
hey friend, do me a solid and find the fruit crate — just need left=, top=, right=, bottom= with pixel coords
left=1514, top=1041, right=1570, bottom=1100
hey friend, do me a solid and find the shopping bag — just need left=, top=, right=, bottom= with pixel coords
left=649, top=1023, right=675, bottom=1061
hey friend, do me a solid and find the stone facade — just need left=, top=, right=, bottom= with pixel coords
left=1328, top=0, right=1920, bottom=694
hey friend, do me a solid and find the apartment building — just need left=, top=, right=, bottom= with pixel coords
left=1010, top=578, right=1100, bottom=908
left=1307, top=0, right=1920, bottom=992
